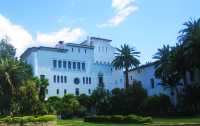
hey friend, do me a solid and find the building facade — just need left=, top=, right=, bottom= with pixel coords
left=128, top=62, right=200, bottom=104
left=21, top=37, right=124, bottom=97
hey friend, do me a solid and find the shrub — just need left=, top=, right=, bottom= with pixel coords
left=140, top=94, right=172, bottom=115
left=84, top=115, right=152, bottom=124
left=35, top=115, right=57, bottom=122
left=0, top=115, right=56, bottom=123
left=110, top=115, right=124, bottom=123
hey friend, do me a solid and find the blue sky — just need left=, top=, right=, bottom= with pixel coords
left=0, top=0, right=199, bottom=64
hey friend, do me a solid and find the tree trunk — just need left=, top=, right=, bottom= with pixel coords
left=125, top=67, right=129, bottom=89
left=182, top=71, right=187, bottom=85
left=175, top=87, right=180, bottom=110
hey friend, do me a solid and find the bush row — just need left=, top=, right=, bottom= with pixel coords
left=0, top=115, right=56, bottom=124
left=84, top=115, right=152, bottom=124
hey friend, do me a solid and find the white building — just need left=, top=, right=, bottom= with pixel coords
left=128, top=62, right=171, bottom=96
left=128, top=62, right=200, bottom=104
left=21, top=37, right=124, bottom=97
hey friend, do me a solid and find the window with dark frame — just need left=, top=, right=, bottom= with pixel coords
left=56, top=89, right=59, bottom=95
left=64, top=89, right=67, bottom=94
left=86, top=77, right=88, bottom=84
left=40, top=75, right=45, bottom=79
left=53, top=75, right=56, bottom=83
left=58, top=60, right=62, bottom=68
left=63, top=61, right=67, bottom=68
left=89, top=77, right=91, bottom=84
left=75, top=88, right=79, bottom=96
left=57, top=76, right=60, bottom=83
left=53, top=60, right=57, bottom=68
left=83, top=77, right=85, bottom=84
left=61, top=76, right=63, bottom=83
left=150, top=78, right=155, bottom=89
left=77, top=62, right=80, bottom=70
left=73, top=62, right=76, bottom=69
left=64, top=76, right=67, bottom=83
left=68, top=61, right=71, bottom=69
left=82, top=63, right=85, bottom=70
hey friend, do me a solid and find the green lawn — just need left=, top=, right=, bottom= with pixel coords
left=57, top=116, right=200, bottom=126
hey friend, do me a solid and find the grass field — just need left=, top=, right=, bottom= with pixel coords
left=57, top=116, right=200, bottom=126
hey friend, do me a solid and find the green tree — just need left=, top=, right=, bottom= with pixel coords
left=33, top=77, right=49, bottom=101
left=179, top=18, right=200, bottom=69
left=17, top=79, right=41, bottom=115
left=124, top=80, right=147, bottom=114
left=112, top=44, right=140, bottom=88
left=153, top=45, right=181, bottom=106
left=110, top=88, right=126, bottom=114
left=61, top=94, right=81, bottom=118
left=0, top=58, right=32, bottom=115
left=182, top=82, right=200, bottom=113
left=77, top=94, right=92, bottom=112
left=46, top=96, right=62, bottom=115
left=0, top=38, right=16, bottom=59
left=91, top=88, right=110, bottom=115
left=140, top=94, right=172, bottom=115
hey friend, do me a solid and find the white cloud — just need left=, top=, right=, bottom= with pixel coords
left=0, top=14, right=33, bottom=56
left=98, top=0, right=138, bottom=28
left=0, top=14, right=86, bottom=57
left=36, top=27, right=86, bottom=46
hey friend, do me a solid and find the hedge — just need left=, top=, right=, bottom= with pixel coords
left=84, top=115, right=152, bottom=124
left=0, top=115, right=56, bottom=124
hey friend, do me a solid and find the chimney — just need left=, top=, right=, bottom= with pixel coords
left=58, top=41, right=64, bottom=44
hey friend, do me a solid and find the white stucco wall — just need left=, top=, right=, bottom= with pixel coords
left=22, top=37, right=124, bottom=97
left=128, top=65, right=173, bottom=99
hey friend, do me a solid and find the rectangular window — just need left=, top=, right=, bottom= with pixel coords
left=89, top=77, right=91, bottom=84
left=72, top=48, right=73, bottom=52
left=88, top=89, right=91, bottom=94
left=56, top=89, right=59, bottom=95
left=75, top=88, right=79, bottom=96
left=40, top=75, right=45, bottom=79
left=61, top=76, right=63, bottom=83
left=85, top=49, right=87, bottom=54
left=57, top=76, right=60, bottom=83
left=78, top=48, right=80, bottom=53
left=53, top=60, right=57, bottom=68
left=86, top=77, right=88, bottom=84
left=150, top=78, right=155, bottom=89
left=63, top=61, right=67, bottom=68
left=64, top=89, right=67, bottom=94
left=64, top=76, right=67, bottom=83
left=58, top=60, right=62, bottom=68
left=83, top=77, right=85, bottom=84
left=82, top=63, right=85, bottom=70
left=73, top=62, right=76, bottom=69
left=77, top=62, right=80, bottom=70
left=68, top=61, right=71, bottom=69
left=53, top=75, right=56, bottom=83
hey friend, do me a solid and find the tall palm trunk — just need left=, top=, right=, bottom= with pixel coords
left=125, top=66, right=129, bottom=88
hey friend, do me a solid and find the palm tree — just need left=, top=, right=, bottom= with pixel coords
left=0, top=58, right=32, bottom=114
left=178, top=18, right=200, bottom=69
left=112, top=44, right=140, bottom=88
left=153, top=45, right=181, bottom=106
